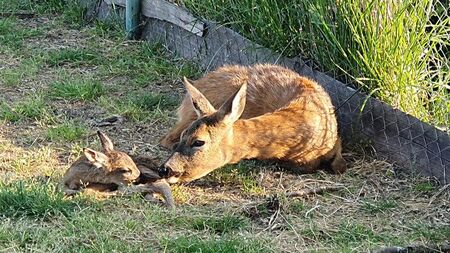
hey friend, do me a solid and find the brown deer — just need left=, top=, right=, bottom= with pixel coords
left=61, top=131, right=174, bottom=208
left=159, top=64, right=346, bottom=183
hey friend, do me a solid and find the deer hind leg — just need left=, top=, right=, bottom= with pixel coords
left=160, top=99, right=196, bottom=149
left=328, top=137, right=347, bottom=174
left=280, top=159, right=321, bottom=174
left=318, top=137, right=347, bottom=174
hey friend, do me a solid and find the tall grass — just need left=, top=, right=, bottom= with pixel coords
left=184, top=0, right=450, bottom=129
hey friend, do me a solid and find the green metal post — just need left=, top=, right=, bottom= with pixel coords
left=126, top=0, right=140, bottom=39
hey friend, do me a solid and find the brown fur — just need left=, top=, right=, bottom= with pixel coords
left=61, top=131, right=174, bottom=208
left=130, top=155, right=175, bottom=209
left=160, top=64, right=346, bottom=183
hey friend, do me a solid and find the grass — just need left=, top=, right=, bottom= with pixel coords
left=49, top=79, right=105, bottom=101
left=183, top=214, right=250, bottom=234
left=99, top=42, right=201, bottom=87
left=184, top=0, right=450, bottom=130
left=164, top=236, right=271, bottom=253
left=205, top=161, right=266, bottom=195
left=0, top=180, right=76, bottom=219
left=0, top=18, right=42, bottom=50
left=99, top=92, right=178, bottom=122
left=0, top=96, right=47, bottom=122
left=46, top=121, right=87, bottom=142
left=0, top=58, right=41, bottom=87
left=44, top=48, right=101, bottom=67
left=361, top=198, right=398, bottom=214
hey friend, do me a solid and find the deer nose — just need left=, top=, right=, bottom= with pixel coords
left=158, top=164, right=182, bottom=178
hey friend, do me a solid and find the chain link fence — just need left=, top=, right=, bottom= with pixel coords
left=88, top=0, right=450, bottom=185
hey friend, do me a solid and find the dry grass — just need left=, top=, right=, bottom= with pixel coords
left=0, top=4, right=448, bottom=252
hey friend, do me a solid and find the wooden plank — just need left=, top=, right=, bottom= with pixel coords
left=104, top=0, right=204, bottom=36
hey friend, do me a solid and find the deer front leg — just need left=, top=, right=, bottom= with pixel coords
left=135, top=180, right=175, bottom=209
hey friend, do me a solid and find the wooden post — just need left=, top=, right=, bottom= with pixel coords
left=126, top=0, right=140, bottom=39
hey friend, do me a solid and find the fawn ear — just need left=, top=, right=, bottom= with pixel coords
left=217, top=82, right=247, bottom=124
left=97, top=131, right=114, bottom=152
left=183, top=77, right=216, bottom=118
left=84, top=148, right=109, bottom=165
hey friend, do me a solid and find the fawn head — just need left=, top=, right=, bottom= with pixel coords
left=83, top=131, right=140, bottom=185
left=160, top=77, right=247, bottom=183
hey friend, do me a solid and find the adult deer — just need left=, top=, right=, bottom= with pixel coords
left=160, top=64, right=346, bottom=183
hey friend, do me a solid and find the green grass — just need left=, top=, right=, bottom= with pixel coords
left=185, top=0, right=450, bottom=129
left=0, top=96, right=47, bottom=122
left=0, top=59, right=41, bottom=87
left=0, top=180, right=76, bottom=219
left=44, top=48, right=101, bottom=67
left=46, top=121, right=87, bottom=142
left=205, top=161, right=265, bottom=195
left=0, top=69, right=22, bottom=87
left=0, top=18, right=42, bottom=50
left=100, top=43, right=201, bottom=86
left=413, top=181, right=436, bottom=193
left=164, top=236, right=271, bottom=253
left=0, top=0, right=86, bottom=25
left=181, top=214, right=250, bottom=234
left=49, top=79, right=105, bottom=101
left=99, top=93, right=178, bottom=122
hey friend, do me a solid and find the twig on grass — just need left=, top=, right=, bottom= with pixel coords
left=286, top=185, right=344, bottom=198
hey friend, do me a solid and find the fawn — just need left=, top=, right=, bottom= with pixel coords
left=159, top=64, right=346, bottom=183
left=61, top=131, right=174, bottom=208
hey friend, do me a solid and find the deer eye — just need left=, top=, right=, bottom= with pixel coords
left=118, top=167, right=132, bottom=173
left=191, top=140, right=205, bottom=148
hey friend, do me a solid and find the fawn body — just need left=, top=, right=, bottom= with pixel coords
left=61, top=131, right=174, bottom=208
left=160, top=64, right=346, bottom=183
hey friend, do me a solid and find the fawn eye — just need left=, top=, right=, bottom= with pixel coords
left=191, top=140, right=205, bottom=148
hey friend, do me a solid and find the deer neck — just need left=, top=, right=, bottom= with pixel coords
left=228, top=118, right=273, bottom=163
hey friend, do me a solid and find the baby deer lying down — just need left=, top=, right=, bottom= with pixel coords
left=159, top=64, right=347, bottom=183
left=61, top=131, right=174, bottom=208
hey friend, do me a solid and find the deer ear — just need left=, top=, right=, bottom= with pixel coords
left=97, top=131, right=114, bottom=152
left=83, top=148, right=109, bottom=165
left=217, top=82, right=247, bottom=124
left=183, top=77, right=216, bottom=118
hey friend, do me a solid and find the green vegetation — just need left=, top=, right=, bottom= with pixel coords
left=0, top=181, right=76, bottom=218
left=413, top=181, right=436, bottom=193
left=0, top=18, right=42, bottom=50
left=164, top=236, right=271, bottom=253
left=181, top=214, right=250, bottom=234
left=0, top=96, right=47, bottom=122
left=49, top=79, right=105, bottom=101
left=99, top=93, right=178, bottom=122
left=205, top=161, right=265, bottom=195
left=45, top=48, right=101, bottom=67
left=185, top=0, right=450, bottom=129
left=46, top=121, right=87, bottom=142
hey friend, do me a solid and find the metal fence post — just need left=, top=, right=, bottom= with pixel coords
left=126, top=0, right=140, bottom=39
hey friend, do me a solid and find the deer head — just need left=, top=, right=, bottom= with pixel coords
left=160, top=77, right=247, bottom=183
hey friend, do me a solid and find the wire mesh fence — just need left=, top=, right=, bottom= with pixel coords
left=90, top=0, right=450, bottom=185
